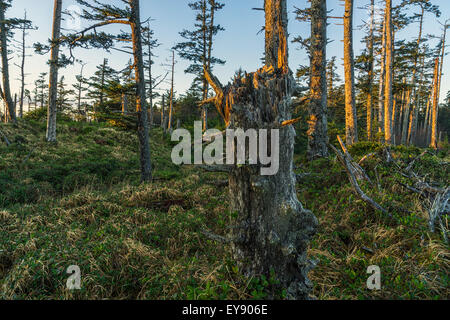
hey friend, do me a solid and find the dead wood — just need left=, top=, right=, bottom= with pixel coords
left=330, top=143, right=389, bottom=216
left=0, top=129, right=11, bottom=146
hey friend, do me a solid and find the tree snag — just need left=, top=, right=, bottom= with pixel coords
left=46, top=0, right=62, bottom=142
left=203, top=0, right=317, bottom=299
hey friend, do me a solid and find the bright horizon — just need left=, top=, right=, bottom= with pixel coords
left=6, top=0, right=450, bottom=112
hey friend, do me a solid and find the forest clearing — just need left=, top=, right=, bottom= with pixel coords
left=0, top=0, right=449, bottom=303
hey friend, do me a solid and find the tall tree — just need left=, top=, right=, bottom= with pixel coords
left=204, top=0, right=317, bottom=299
left=167, top=50, right=175, bottom=131
left=174, top=0, right=225, bottom=131
left=46, top=0, right=62, bottom=142
left=142, top=22, right=160, bottom=126
left=344, top=0, right=358, bottom=145
left=384, top=0, right=394, bottom=144
left=69, top=0, right=152, bottom=182
left=307, top=0, right=328, bottom=159
left=0, top=0, right=16, bottom=122
left=378, top=13, right=386, bottom=140
left=401, top=0, right=441, bottom=145
left=72, top=61, right=88, bottom=115
left=366, top=0, right=375, bottom=140
left=430, top=56, right=440, bottom=149
left=12, top=11, right=35, bottom=118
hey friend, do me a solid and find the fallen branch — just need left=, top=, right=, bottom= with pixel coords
left=330, top=143, right=389, bottom=216
left=405, top=150, right=428, bottom=172
left=358, top=152, right=376, bottom=165
left=337, top=135, right=372, bottom=184
left=428, top=188, right=449, bottom=244
left=0, top=129, right=11, bottom=146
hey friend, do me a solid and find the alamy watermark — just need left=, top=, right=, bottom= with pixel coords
left=366, top=265, right=381, bottom=290
left=66, top=265, right=81, bottom=290
left=171, top=121, right=280, bottom=176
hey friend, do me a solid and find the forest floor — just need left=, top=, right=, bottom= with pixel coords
left=0, top=116, right=449, bottom=300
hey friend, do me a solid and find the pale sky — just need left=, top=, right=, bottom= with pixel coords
left=6, top=0, right=450, bottom=111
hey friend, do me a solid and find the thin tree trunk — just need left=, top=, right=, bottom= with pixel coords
left=430, top=57, right=440, bottom=149
left=201, top=0, right=208, bottom=131
left=18, top=12, right=28, bottom=118
left=378, top=15, right=386, bottom=139
left=77, top=63, right=86, bottom=114
left=410, top=55, right=426, bottom=145
left=384, top=0, right=394, bottom=144
left=344, top=0, right=358, bottom=145
left=436, top=24, right=447, bottom=110
left=147, top=21, right=154, bottom=126
left=308, top=0, right=328, bottom=159
left=47, top=0, right=62, bottom=142
left=122, top=93, right=128, bottom=115
left=99, top=58, right=106, bottom=106
left=130, top=0, right=152, bottom=182
left=0, top=4, right=16, bottom=122
left=168, top=51, right=175, bottom=131
left=366, top=0, right=375, bottom=140
left=205, top=0, right=217, bottom=131
left=161, top=94, right=165, bottom=129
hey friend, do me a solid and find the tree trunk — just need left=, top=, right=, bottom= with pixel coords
left=161, top=94, right=165, bottom=129
left=46, top=0, right=62, bottom=142
left=168, top=50, right=175, bottom=131
left=308, top=0, right=328, bottom=159
left=206, top=0, right=317, bottom=299
left=19, top=12, right=27, bottom=118
left=344, top=0, right=358, bottom=145
left=409, top=55, right=426, bottom=145
left=401, top=7, right=423, bottom=145
left=378, top=16, right=386, bottom=139
left=384, top=0, right=394, bottom=144
left=147, top=22, right=154, bottom=126
left=436, top=24, right=447, bottom=113
left=77, top=63, right=85, bottom=114
left=130, top=0, right=152, bottom=182
left=366, top=0, right=375, bottom=141
left=202, top=0, right=208, bottom=131
left=0, top=5, right=16, bottom=123
left=430, top=57, right=440, bottom=149
left=100, top=58, right=106, bottom=106
left=122, top=93, right=128, bottom=115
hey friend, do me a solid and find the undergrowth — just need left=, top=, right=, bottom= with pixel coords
left=0, top=119, right=448, bottom=299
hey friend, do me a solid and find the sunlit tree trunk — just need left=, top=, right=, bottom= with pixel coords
left=121, top=93, right=128, bottom=115
left=129, top=0, right=152, bottom=182
left=378, top=16, right=386, bottom=140
left=430, top=57, right=440, bottom=149
left=308, top=0, right=328, bottom=159
left=46, top=0, right=62, bottom=142
left=0, top=3, right=16, bottom=123
left=384, top=0, right=394, bottom=144
left=344, top=0, right=357, bottom=145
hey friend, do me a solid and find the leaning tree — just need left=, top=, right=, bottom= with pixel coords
left=60, top=0, right=152, bottom=182
left=203, top=0, right=317, bottom=299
